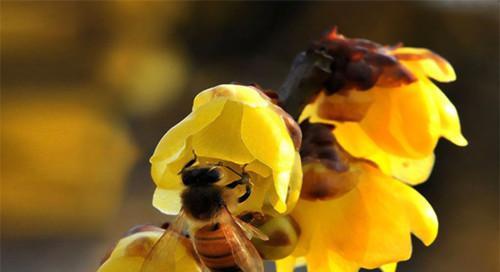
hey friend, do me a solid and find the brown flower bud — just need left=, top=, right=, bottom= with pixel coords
left=313, top=28, right=416, bottom=94
left=300, top=162, right=360, bottom=201
left=299, top=120, right=361, bottom=200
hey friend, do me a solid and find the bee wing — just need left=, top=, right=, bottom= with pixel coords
left=219, top=207, right=264, bottom=272
left=233, top=216, right=269, bottom=241
left=140, top=210, right=188, bottom=272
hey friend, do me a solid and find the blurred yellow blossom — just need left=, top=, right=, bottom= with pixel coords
left=1, top=92, right=136, bottom=237
left=98, top=2, right=189, bottom=117
left=99, top=45, right=188, bottom=117
left=150, top=84, right=302, bottom=215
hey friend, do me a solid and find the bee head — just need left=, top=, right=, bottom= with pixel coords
left=182, top=166, right=222, bottom=186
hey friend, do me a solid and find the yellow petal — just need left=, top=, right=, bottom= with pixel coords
left=305, top=229, right=359, bottom=272
left=152, top=187, right=182, bottom=215
left=193, top=84, right=269, bottom=110
left=280, top=231, right=397, bottom=272
left=245, top=159, right=272, bottom=178
left=299, top=101, right=317, bottom=124
left=150, top=98, right=226, bottom=187
left=380, top=263, right=398, bottom=272
left=275, top=257, right=308, bottom=272
left=232, top=172, right=272, bottom=214
left=97, top=231, right=201, bottom=272
left=388, top=153, right=435, bottom=185
left=299, top=92, right=337, bottom=125
left=304, top=234, right=333, bottom=272
left=429, top=82, right=468, bottom=146
left=241, top=105, right=297, bottom=212
left=360, top=81, right=441, bottom=158
left=397, top=180, right=439, bottom=246
left=392, top=47, right=456, bottom=82
left=307, top=90, right=375, bottom=122
left=325, top=251, right=360, bottom=272
left=98, top=257, right=144, bottom=272
left=334, top=122, right=435, bottom=185
left=264, top=152, right=303, bottom=215
left=275, top=256, right=298, bottom=272
left=154, top=141, right=195, bottom=191
left=191, top=100, right=254, bottom=164
left=285, top=152, right=304, bottom=212
left=291, top=165, right=438, bottom=269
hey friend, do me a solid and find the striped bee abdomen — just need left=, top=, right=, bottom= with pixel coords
left=194, top=224, right=241, bottom=272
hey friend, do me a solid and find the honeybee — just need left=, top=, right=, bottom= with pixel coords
left=141, top=153, right=269, bottom=272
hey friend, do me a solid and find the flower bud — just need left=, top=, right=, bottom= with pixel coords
left=299, top=120, right=360, bottom=200
left=301, top=162, right=360, bottom=201
left=251, top=215, right=300, bottom=260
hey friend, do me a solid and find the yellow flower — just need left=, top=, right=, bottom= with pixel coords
left=277, top=163, right=437, bottom=272
left=97, top=226, right=201, bottom=272
left=300, top=31, right=467, bottom=185
left=150, top=84, right=302, bottom=214
left=277, top=121, right=438, bottom=271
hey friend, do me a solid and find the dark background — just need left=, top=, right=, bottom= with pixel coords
left=1, top=2, right=498, bottom=271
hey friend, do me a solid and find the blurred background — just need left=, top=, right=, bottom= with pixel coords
left=1, top=1, right=498, bottom=271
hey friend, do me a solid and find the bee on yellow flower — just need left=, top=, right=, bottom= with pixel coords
left=275, top=29, right=467, bottom=271
left=150, top=84, right=303, bottom=216
left=99, top=84, right=303, bottom=272
left=99, top=29, right=467, bottom=272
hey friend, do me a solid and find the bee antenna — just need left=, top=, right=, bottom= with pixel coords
left=223, top=165, right=242, bottom=177
left=178, top=150, right=198, bottom=174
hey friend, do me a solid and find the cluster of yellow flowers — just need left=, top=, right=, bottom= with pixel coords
left=98, top=31, right=466, bottom=272
left=276, top=31, right=467, bottom=272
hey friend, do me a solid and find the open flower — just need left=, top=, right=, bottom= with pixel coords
left=150, top=84, right=302, bottom=215
left=276, top=122, right=438, bottom=272
left=300, top=30, right=467, bottom=184
left=277, top=164, right=437, bottom=272
left=98, top=225, right=201, bottom=272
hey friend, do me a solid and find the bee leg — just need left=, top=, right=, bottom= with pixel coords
left=225, top=171, right=250, bottom=189
left=188, top=150, right=198, bottom=166
left=238, top=182, right=252, bottom=203
left=225, top=179, right=244, bottom=189
left=222, top=164, right=252, bottom=202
